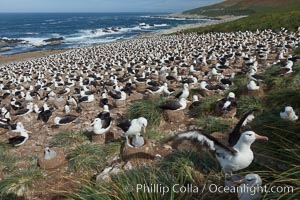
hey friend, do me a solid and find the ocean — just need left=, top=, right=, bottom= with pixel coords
left=0, top=13, right=211, bottom=56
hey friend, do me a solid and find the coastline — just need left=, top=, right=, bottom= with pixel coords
left=138, top=15, right=246, bottom=37
left=0, top=15, right=244, bottom=66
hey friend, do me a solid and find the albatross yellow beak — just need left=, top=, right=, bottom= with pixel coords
left=255, top=134, right=269, bottom=141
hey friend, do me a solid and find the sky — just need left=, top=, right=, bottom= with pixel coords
left=0, top=0, right=224, bottom=13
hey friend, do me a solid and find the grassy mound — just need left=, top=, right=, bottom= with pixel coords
left=127, top=97, right=165, bottom=127
left=67, top=142, right=121, bottom=175
left=0, top=166, right=43, bottom=199
left=50, top=130, right=90, bottom=150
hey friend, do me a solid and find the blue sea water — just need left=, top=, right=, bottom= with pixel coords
left=0, top=13, right=211, bottom=55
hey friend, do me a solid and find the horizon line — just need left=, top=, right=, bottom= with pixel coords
left=0, top=11, right=173, bottom=14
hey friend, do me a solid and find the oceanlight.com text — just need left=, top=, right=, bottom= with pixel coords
left=124, top=183, right=294, bottom=196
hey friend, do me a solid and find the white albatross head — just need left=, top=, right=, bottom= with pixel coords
left=236, top=131, right=269, bottom=147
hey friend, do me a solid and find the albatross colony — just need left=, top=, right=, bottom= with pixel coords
left=0, top=27, right=299, bottom=179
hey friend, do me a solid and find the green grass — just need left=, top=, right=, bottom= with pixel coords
left=146, top=128, right=166, bottom=143
left=67, top=142, right=121, bottom=175
left=237, top=95, right=263, bottom=116
left=127, top=97, right=165, bottom=127
left=294, top=46, right=300, bottom=54
left=195, top=116, right=230, bottom=133
left=0, top=153, right=19, bottom=175
left=68, top=151, right=224, bottom=200
left=0, top=141, right=9, bottom=152
left=0, top=166, right=43, bottom=199
left=183, top=1, right=300, bottom=17
left=184, top=11, right=300, bottom=33
left=193, top=95, right=222, bottom=118
left=229, top=73, right=248, bottom=96
left=50, top=130, right=90, bottom=150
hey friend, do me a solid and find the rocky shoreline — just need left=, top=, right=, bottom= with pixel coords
left=136, top=15, right=246, bottom=37
left=0, top=15, right=244, bottom=65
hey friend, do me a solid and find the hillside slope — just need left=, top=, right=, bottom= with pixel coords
left=184, top=0, right=300, bottom=17
left=181, top=0, right=300, bottom=33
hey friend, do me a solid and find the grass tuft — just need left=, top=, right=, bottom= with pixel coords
left=68, top=151, right=222, bottom=200
left=193, top=95, right=222, bottom=118
left=237, top=95, right=263, bottom=116
left=146, top=128, right=166, bottom=143
left=0, top=141, right=9, bottom=152
left=0, top=166, right=43, bottom=199
left=294, top=46, right=300, bottom=54
left=127, top=97, right=165, bottom=127
left=195, top=116, right=230, bottom=133
left=67, top=142, right=120, bottom=174
left=0, top=153, right=18, bottom=175
left=50, top=130, right=90, bottom=150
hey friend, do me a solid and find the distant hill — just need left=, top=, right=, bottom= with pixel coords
left=183, top=0, right=300, bottom=17
left=181, top=0, right=300, bottom=33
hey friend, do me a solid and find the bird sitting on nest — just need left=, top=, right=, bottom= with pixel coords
left=117, top=117, right=147, bottom=148
left=79, top=94, right=95, bottom=103
left=108, top=90, right=126, bottom=100
left=92, top=105, right=113, bottom=135
left=37, top=103, right=53, bottom=123
left=215, top=92, right=237, bottom=117
left=247, top=81, right=260, bottom=91
left=44, top=147, right=57, bottom=160
left=147, top=84, right=165, bottom=94
left=8, top=124, right=31, bottom=147
left=159, top=98, right=187, bottom=111
left=188, top=95, right=203, bottom=117
left=276, top=60, right=293, bottom=75
left=175, top=83, right=189, bottom=99
left=54, top=115, right=78, bottom=126
left=280, top=106, right=298, bottom=121
left=227, top=174, right=263, bottom=200
left=14, top=103, right=34, bottom=116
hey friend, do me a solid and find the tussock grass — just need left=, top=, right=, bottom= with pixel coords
left=230, top=73, right=248, bottom=96
left=146, top=128, right=166, bottom=143
left=127, top=97, right=165, bottom=127
left=0, top=153, right=18, bottom=175
left=67, top=142, right=121, bottom=174
left=237, top=95, right=263, bottom=116
left=192, top=95, right=221, bottom=118
left=50, top=130, right=90, bottom=149
left=0, top=141, right=9, bottom=152
left=265, top=89, right=300, bottom=109
left=253, top=127, right=300, bottom=199
left=69, top=151, right=223, bottom=200
left=264, top=62, right=300, bottom=91
left=294, top=46, right=300, bottom=55
left=196, top=116, right=230, bottom=133
left=0, top=166, right=43, bottom=199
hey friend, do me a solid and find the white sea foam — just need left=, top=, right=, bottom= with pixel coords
left=66, top=25, right=142, bottom=43
left=141, top=15, right=206, bottom=21
left=20, top=37, right=47, bottom=46
left=24, top=32, right=39, bottom=35
left=154, top=24, right=168, bottom=27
